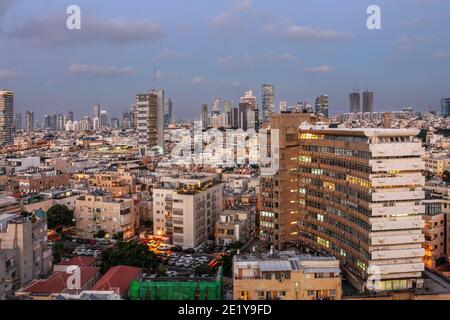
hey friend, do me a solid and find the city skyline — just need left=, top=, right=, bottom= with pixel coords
left=0, top=0, right=449, bottom=119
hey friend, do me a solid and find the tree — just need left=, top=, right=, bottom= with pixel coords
left=46, top=204, right=75, bottom=230
left=443, top=170, right=450, bottom=184
left=221, top=254, right=233, bottom=277
left=113, top=231, right=124, bottom=242
left=100, top=240, right=158, bottom=274
left=52, top=242, right=65, bottom=264
left=95, top=230, right=106, bottom=239
left=155, top=263, right=167, bottom=277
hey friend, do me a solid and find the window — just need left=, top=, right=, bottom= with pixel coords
left=307, top=290, right=315, bottom=296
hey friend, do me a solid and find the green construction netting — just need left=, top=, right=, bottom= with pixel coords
left=129, top=269, right=223, bottom=300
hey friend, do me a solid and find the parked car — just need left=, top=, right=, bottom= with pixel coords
left=158, top=244, right=170, bottom=251
left=168, top=259, right=177, bottom=266
left=171, top=245, right=183, bottom=252
left=99, top=240, right=110, bottom=246
left=166, top=271, right=178, bottom=277
left=175, top=261, right=185, bottom=267
left=192, top=262, right=202, bottom=269
left=184, top=248, right=196, bottom=254
left=183, top=261, right=193, bottom=268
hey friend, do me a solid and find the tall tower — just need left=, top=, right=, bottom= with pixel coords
left=25, top=111, right=34, bottom=133
left=14, top=112, right=22, bottom=132
left=441, top=98, right=450, bottom=117
left=149, top=89, right=165, bottom=150
left=0, top=90, right=14, bottom=146
left=315, top=95, right=329, bottom=117
left=262, top=84, right=275, bottom=122
left=349, top=92, right=361, bottom=113
left=363, top=91, right=374, bottom=113
left=136, top=92, right=163, bottom=156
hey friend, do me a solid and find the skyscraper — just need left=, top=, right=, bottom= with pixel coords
left=441, top=98, right=450, bottom=117
left=315, top=95, right=329, bottom=117
left=150, top=89, right=165, bottom=150
left=212, top=98, right=221, bottom=115
left=279, top=101, right=287, bottom=112
left=93, top=104, right=101, bottom=119
left=363, top=91, right=374, bottom=113
left=201, top=104, right=209, bottom=130
left=136, top=92, right=159, bottom=156
left=240, top=90, right=259, bottom=130
left=25, top=111, right=34, bottom=133
left=164, top=98, right=173, bottom=128
left=0, top=90, right=14, bottom=146
left=100, top=110, right=108, bottom=128
left=349, top=92, right=361, bottom=113
left=262, top=84, right=275, bottom=122
left=14, top=112, right=22, bottom=132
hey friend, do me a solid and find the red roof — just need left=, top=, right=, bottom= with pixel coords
left=59, top=256, right=97, bottom=267
left=21, top=267, right=99, bottom=295
left=92, top=265, right=141, bottom=296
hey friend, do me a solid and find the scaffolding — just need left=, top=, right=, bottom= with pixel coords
left=129, top=267, right=223, bottom=300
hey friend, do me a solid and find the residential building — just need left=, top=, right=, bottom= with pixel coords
left=153, top=174, right=223, bottom=249
left=315, top=95, right=329, bottom=117
left=136, top=92, right=159, bottom=156
left=215, top=205, right=256, bottom=246
left=0, top=90, right=14, bottom=146
left=16, top=169, right=69, bottom=194
left=74, top=190, right=137, bottom=240
left=233, top=251, right=342, bottom=300
left=25, top=111, right=34, bottom=133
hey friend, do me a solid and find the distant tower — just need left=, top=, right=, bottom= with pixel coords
left=349, top=92, right=361, bottom=113
left=0, top=90, right=14, bottom=145
left=261, top=84, right=275, bottom=122
left=441, top=98, right=450, bottom=117
left=363, top=91, right=374, bottom=113
left=315, top=95, right=329, bottom=117
left=25, top=111, right=34, bottom=133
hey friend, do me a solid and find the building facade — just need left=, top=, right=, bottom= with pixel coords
left=0, top=90, right=14, bottom=146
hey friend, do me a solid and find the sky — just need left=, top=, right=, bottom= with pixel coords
left=0, top=0, right=449, bottom=120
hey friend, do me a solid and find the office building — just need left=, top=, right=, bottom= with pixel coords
left=164, top=98, right=173, bottom=128
left=315, top=95, right=329, bottom=117
left=93, top=104, right=101, bottom=119
left=0, top=90, right=14, bottom=146
left=25, top=111, right=34, bottom=133
left=349, top=92, right=361, bottom=113
left=262, top=84, right=275, bottom=123
left=442, top=98, right=450, bottom=117
left=14, top=112, right=22, bottom=132
left=233, top=251, right=342, bottom=300
left=152, top=174, right=223, bottom=249
left=279, top=101, right=288, bottom=112
left=363, top=91, right=374, bottom=113
left=294, top=128, right=425, bottom=292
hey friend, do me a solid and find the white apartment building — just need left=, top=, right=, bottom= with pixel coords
left=153, top=175, right=223, bottom=249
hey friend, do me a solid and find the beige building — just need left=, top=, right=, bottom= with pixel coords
left=153, top=174, right=223, bottom=249
left=424, top=155, right=450, bottom=177
left=0, top=196, right=20, bottom=215
left=88, top=169, right=136, bottom=197
left=16, top=169, right=69, bottom=194
left=233, top=251, right=342, bottom=300
left=215, top=205, right=255, bottom=246
left=261, top=125, right=426, bottom=292
left=74, top=191, right=137, bottom=240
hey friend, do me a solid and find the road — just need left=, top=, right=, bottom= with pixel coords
left=423, top=270, right=450, bottom=291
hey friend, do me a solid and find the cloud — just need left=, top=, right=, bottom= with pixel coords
left=155, top=49, right=181, bottom=62
left=218, top=51, right=297, bottom=66
left=192, top=76, right=206, bottom=85
left=0, top=0, right=16, bottom=19
left=8, top=15, right=164, bottom=46
left=155, top=70, right=178, bottom=80
left=0, top=69, right=22, bottom=81
left=233, top=0, right=252, bottom=12
left=432, top=51, right=449, bottom=60
left=67, top=63, right=134, bottom=77
left=265, top=23, right=351, bottom=41
left=212, top=11, right=235, bottom=29
left=304, top=65, right=335, bottom=73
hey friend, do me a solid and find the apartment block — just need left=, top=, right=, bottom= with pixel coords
left=215, top=205, right=256, bottom=246
left=233, top=251, right=342, bottom=300
left=88, top=169, right=136, bottom=197
left=74, top=191, right=137, bottom=240
left=261, top=126, right=426, bottom=292
left=16, top=169, right=69, bottom=194
left=153, top=175, right=223, bottom=249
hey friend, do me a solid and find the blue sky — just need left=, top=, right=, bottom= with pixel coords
left=0, top=0, right=449, bottom=120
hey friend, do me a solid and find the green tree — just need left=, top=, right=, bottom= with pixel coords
left=46, top=204, right=75, bottom=230
left=53, top=242, right=65, bottom=264
left=155, top=263, right=167, bottom=277
left=221, top=254, right=233, bottom=277
left=100, top=240, right=158, bottom=274
left=95, top=229, right=106, bottom=239
left=113, top=231, right=124, bottom=242
left=443, top=170, right=450, bottom=183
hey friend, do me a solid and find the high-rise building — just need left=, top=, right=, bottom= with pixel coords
left=212, top=98, right=221, bottom=115
left=111, top=118, right=120, bottom=129
left=99, top=110, right=108, bottom=128
left=223, top=100, right=232, bottom=128
left=56, top=114, right=65, bottom=131
left=0, top=90, right=14, bottom=146
left=241, top=90, right=257, bottom=109
left=25, top=111, right=34, bottom=133
left=136, top=92, right=158, bottom=156
left=261, top=126, right=426, bottom=292
left=240, top=90, right=259, bottom=130
left=441, top=98, right=450, bottom=117
left=44, top=114, right=57, bottom=130
left=201, top=104, right=209, bottom=130
left=93, top=104, right=101, bottom=119
left=279, top=101, right=288, bottom=112
left=164, top=98, right=173, bottom=128
left=14, top=112, right=22, bottom=132
left=262, top=84, right=275, bottom=123
left=150, top=89, right=165, bottom=150
left=363, top=91, right=374, bottom=113
left=315, top=95, right=329, bottom=117
left=92, top=117, right=100, bottom=131
left=349, top=92, right=361, bottom=113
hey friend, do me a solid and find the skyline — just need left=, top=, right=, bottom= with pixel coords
left=1, top=0, right=450, bottom=119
